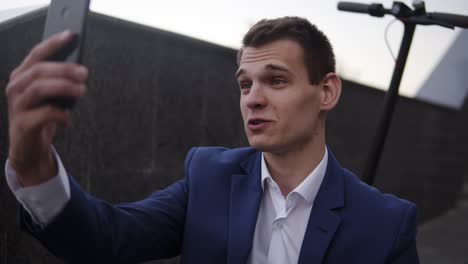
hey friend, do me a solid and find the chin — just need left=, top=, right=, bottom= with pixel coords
left=247, top=137, right=278, bottom=152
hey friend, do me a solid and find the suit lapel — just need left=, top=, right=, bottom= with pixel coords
left=227, top=151, right=263, bottom=264
left=298, top=149, right=345, bottom=264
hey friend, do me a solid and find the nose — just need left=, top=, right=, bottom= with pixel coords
left=245, top=84, right=267, bottom=110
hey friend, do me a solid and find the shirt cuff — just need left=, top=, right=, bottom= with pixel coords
left=5, top=146, right=71, bottom=227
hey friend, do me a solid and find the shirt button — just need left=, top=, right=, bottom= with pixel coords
left=276, top=223, right=283, bottom=229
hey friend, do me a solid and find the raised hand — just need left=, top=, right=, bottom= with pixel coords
left=6, top=30, right=88, bottom=186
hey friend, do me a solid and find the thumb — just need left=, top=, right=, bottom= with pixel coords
left=42, top=123, right=58, bottom=143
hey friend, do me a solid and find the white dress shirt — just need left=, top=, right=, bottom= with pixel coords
left=5, top=147, right=71, bottom=227
left=247, top=149, right=328, bottom=264
left=5, top=147, right=328, bottom=263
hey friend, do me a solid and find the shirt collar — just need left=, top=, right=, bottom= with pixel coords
left=260, top=148, right=328, bottom=205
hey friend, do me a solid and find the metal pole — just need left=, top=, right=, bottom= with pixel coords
left=362, top=22, right=416, bottom=185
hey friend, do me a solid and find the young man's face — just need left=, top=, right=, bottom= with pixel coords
left=237, top=39, right=324, bottom=154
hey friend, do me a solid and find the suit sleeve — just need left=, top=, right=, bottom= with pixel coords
left=20, top=147, right=198, bottom=264
left=386, top=203, right=420, bottom=264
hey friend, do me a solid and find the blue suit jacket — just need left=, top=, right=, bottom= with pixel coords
left=22, top=147, right=418, bottom=263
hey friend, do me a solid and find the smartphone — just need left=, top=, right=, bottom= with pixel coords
left=42, top=0, right=91, bottom=108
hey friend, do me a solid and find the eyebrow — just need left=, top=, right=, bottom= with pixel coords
left=265, top=64, right=290, bottom=73
left=235, top=63, right=291, bottom=79
left=235, top=68, right=245, bottom=79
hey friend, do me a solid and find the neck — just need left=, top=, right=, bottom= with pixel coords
left=264, top=133, right=326, bottom=197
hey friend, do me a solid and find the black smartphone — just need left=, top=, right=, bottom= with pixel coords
left=42, top=0, right=91, bottom=108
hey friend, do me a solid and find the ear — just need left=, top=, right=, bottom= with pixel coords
left=319, top=72, right=342, bottom=111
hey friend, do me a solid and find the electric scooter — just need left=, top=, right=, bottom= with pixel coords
left=337, top=1, right=468, bottom=185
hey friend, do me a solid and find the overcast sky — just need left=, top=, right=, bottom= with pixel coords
left=2, top=0, right=467, bottom=99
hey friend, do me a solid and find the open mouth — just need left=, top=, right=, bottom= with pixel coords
left=247, top=118, right=271, bottom=130
left=249, top=119, right=264, bottom=125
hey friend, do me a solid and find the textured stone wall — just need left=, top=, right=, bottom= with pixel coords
left=1, top=8, right=467, bottom=264
left=0, top=9, right=243, bottom=264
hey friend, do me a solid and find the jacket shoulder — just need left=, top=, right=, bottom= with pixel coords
left=342, top=169, right=416, bottom=213
left=183, top=146, right=257, bottom=180
left=185, top=146, right=256, bottom=166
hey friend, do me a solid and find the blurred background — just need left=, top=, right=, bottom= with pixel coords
left=1, top=0, right=467, bottom=263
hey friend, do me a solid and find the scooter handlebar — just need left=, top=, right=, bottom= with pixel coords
left=429, top=12, right=468, bottom=28
left=338, top=2, right=387, bottom=17
left=337, top=2, right=371, bottom=14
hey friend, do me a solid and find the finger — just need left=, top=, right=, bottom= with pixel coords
left=13, top=30, right=74, bottom=77
left=6, top=62, right=88, bottom=97
left=15, top=78, right=86, bottom=111
left=16, top=105, right=71, bottom=135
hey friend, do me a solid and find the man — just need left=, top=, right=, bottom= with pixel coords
left=5, top=17, right=418, bottom=263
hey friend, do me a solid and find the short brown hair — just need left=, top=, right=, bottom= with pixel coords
left=238, top=16, right=335, bottom=85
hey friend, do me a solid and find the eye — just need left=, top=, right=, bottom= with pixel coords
left=239, top=81, right=252, bottom=90
left=270, top=77, right=287, bottom=86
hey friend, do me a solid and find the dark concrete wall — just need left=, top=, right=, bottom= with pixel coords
left=1, top=8, right=467, bottom=264
left=327, top=81, right=468, bottom=223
